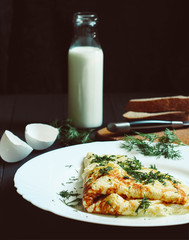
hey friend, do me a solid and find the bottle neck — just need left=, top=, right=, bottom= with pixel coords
left=70, top=12, right=101, bottom=48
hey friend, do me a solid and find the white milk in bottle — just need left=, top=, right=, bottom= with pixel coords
left=68, top=12, right=104, bottom=128
left=68, top=46, right=103, bottom=128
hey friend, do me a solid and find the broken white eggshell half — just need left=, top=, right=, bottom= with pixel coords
left=0, top=130, right=33, bottom=163
left=25, top=123, right=59, bottom=150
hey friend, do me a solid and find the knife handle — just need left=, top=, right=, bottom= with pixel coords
left=107, top=120, right=184, bottom=133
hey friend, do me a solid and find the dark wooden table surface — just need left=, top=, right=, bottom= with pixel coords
left=1, top=93, right=189, bottom=240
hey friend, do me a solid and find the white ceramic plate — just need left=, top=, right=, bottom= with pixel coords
left=14, top=141, right=189, bottom=227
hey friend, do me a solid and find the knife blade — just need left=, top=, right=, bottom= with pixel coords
left=107, top=120, right=189, bottom=133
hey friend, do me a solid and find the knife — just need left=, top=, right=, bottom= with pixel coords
left=107, top=120, right=189, bottom=133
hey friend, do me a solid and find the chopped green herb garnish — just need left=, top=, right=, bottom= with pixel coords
left=90, top=154, right=179, bottom=186
left=99, top=166, right=113, bottom=175
left=59, top=190, right=82, bottom=207
left=51, top=118, right=93, bottom=147
left=118, top=158, right=179, bottom=186
left=65, top=165, right=72, bottom=168
left=65, top=198, right=82, bottom=207
left=123, top=175, right=130, bottom=179
left=91, top=154, right=116, bottom=166
left=59, top=190, right=76, bottom=199
left=106, top=201, right=112, bottom=207
left=118, top=157, right=143, bottom=171
left=158, top=129, right=184, bottom=145
left=121, top=129, right=184, bottom=160
left=150, top=164, right=157, bottom=170
left=135, top=195, right=151, bottom=214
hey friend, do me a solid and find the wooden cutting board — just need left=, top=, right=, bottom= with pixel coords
left=95, top=127, right=189, bottom=145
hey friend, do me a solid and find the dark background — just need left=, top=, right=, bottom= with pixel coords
left=0, top=0, right=189, bottom=95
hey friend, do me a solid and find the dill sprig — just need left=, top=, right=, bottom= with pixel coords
left=91, top=154, right=116, bottom=166
left=121, top=129, right=184, bottom=160
left=135, top=195, right=151, bottom=214
left=51, top=118, right=93, bottom=147
left=99, top=166, right=113, bottom=175
left=118, top=157, right=143, bottom=171
left=118, top=159, right=179, bottom=185
left=150, top=164, right=157, bottom=170
left=59, top=190, right=82, bottom=207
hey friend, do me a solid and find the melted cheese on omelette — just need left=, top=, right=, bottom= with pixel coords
left=82, top=153, right=189, bottom=216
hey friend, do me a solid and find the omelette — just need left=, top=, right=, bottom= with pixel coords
left=82, top=153, right=189, bottom=216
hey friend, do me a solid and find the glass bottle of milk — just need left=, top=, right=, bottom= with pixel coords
left=68, top=12, right=103, bottom=128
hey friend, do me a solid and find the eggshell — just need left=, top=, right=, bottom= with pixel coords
left=0, top=130, right=33, bottom=163
left=25, top=123, right=59, bottom=150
